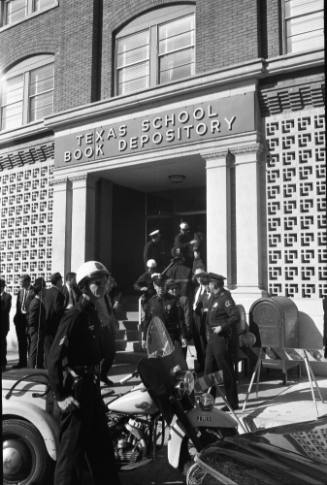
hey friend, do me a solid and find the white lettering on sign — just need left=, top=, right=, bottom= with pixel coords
left=60, top=99, right=247, bottom=164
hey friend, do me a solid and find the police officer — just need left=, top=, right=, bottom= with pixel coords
left=48, top=261, right=120, bottom=485
left=143, top=229, right=167, bottom=271
left=205, top=272, right=239, bottom=410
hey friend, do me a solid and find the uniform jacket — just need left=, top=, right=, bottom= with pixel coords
left=207, top=289, right=239, bottom=337
left=143, top=239, right=167, bottom=269
left=166, top=260, right=193, bottom=298
left=146, top=293, right=185, bottom=341
left=133, top=271, right=156, bottom=298
left=48, top=297, right=114, bottom=400
left=14, top=287, right=34, bottom=321
left=1, top=291, right=12, bottom=334
left=44, top=286, right=65, bottom=337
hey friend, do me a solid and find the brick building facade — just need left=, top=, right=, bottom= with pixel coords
left=0, top=0, right=325, bottom=357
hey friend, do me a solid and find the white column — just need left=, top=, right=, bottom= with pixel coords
left=205, top=152, right=229, bottom=276
left=70, top=174, right=96, bottom=271
left=52, top=177, right=71, bottom=275
left=233, top=146, right=266, bottom=298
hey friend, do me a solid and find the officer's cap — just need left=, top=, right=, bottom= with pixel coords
left=194, top=267, right=206, bottom=277
left=146, top=259, right=157, bottom=269
left=179, top=222, right=189, bottom=230
left=208, top=272, right=226, bottom=282
left=151, top=272, right=164, bottom=286
left=149, top=229, right=160, bottom=237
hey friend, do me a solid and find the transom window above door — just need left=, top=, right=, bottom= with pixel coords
left=115, top=5, right=195, bottom=96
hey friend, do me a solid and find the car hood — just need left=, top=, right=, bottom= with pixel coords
left=197, top=416, right=327, bottom=485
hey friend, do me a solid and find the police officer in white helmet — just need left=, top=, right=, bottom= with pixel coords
left=48, top=261, right=121, bottom=485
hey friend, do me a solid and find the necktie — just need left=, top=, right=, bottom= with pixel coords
left=21, top=290, right=27, bottom=313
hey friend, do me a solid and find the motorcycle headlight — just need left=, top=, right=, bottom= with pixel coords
left=199, top=392, right=215, bottom=411
left=175, top=370, right=195, bottom=395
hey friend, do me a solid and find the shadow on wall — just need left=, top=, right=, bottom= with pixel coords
left=298, top=311, right=323, bottom=348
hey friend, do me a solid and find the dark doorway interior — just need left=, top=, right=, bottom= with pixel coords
left=111, top=185, right=206, bottom=294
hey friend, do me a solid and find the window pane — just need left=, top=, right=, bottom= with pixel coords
left=1, top=102, right=23, bottom=130
left=159, top=15, right=194, bottom=43
left=159, top=48, right=194, bottom=83
left=286, top=12, right=323, bottom=36
left=118, top=76, right=149, bottom=96
left=159, top=29, right=195, bottom=55
left=287, top=29, right=324, bottom=52
left=34, top=0, right=56, bottom=12
left=117, top=30, right=149, bottom=54
left=5, top=0, right=26, bottom=25
left=29, top=91, right=53, bottom=121
left=2, top=75, right=24, bottom=105
left=285, top=0, right=323, bottom=18
left=117, top=45, right=149, bottom=68
left=29, top=64, right=54, bottom=96
left=118, top=61, right=149, bottom=84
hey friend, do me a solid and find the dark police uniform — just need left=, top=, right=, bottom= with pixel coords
left=205, top=286, right=239, bottom=409
left=48, top=296, right=120, bottom=485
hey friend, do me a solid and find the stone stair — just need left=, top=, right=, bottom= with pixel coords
left=114, top=296, right=145, bottom=354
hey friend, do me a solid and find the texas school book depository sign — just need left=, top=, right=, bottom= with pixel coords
left=55, top=92, right=256, bottom=167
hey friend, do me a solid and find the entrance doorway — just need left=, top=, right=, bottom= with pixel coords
left=146, top=187, right=206, bottom=269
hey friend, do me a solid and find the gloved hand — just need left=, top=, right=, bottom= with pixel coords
left=57, top=396, right=80, bottom=412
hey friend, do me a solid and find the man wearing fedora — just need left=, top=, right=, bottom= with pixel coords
left=205, top=272, right=239, bottom=410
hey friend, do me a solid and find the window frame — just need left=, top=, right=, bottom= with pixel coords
left=0, top=0, right=58, bottom=29
left=283, top=0, right=324, bottom=54
left=0, top=55, right=54, bottom=132
left=115, top=5, right=196, bottom=96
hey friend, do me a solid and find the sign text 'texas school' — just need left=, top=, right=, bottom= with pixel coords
left=55, top=93, right=255, bottom=166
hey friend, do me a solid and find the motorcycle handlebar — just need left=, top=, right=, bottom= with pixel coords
left=119, top=370, right=139, bottom=384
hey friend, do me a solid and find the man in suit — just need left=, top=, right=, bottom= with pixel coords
left=27, top=277, right=46, bottom=369
left=62, top=272, right=79, bottom=312
left=1, top=278, right=12, bottom=371
left=44, top=272, right=65, bottom=367
left=13, top=274, right=34, bottom=368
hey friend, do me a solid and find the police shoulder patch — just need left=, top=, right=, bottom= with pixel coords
left=225, top=300, right=231, bottom=308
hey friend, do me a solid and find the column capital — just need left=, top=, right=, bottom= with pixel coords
left=202, top=149, right=235, bottom=169
left=50, top=176, right=69, bottom=188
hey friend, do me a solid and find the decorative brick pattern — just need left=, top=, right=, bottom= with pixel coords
left=266, top=108, right=326, bottom=298
left=0, top=159, right=54, bottom=294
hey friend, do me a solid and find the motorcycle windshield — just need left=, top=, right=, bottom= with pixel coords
left=146, top=316, right=175, bottom=358
left=138, top=317, right=187, bottom=424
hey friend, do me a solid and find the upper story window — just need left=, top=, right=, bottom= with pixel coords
left=285, top=0, right=324, bottom=53
left=115, top=5, right=195, bottom=96
left=1, top=0, right=57, bottom=27
left=0, top=55, right=54, bottom=131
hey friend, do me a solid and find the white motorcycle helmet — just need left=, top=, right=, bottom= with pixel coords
left=76, top=260, right=109, bottom=288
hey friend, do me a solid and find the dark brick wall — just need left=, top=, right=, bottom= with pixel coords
left=196, top=0, right=261, bottom=71
left=0, top=0, right=283, bottom=114
left=0, top=1, right=100, bottom=112
left=266, top=0, right=282, bottom=57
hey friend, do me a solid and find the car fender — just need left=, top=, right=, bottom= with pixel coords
left=3, top=400, right=59, bottom=461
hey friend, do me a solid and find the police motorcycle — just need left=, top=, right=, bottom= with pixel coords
left=134, top=316, right=239, bottom=475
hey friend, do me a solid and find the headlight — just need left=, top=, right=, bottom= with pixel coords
left=175, top=370, right=195, bottom=395
left=199, top=392, right=215, bottom=411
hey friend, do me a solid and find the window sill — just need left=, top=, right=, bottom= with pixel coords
left=0, top=2, right=58, bottom=33
left=266, top=48, right=324, bottom=75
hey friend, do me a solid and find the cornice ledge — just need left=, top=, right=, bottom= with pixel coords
left=229, top=141, right=267, bottom=156
left=43, top=59, right=265, bottom=131
left=266, top=49, right=324, bottom=76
